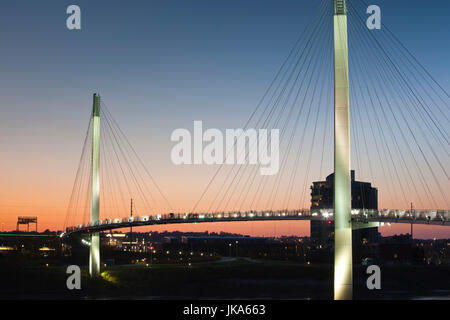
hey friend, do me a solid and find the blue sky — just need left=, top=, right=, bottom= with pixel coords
left=1, top=0, right=448, bottom=122
left=0, top=1, right=448, bottom=133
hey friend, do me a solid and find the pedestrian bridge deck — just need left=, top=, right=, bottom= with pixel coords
left=63, top=209, right=450, bottom=236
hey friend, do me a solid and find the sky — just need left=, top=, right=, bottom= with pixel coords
left=0, top=0, right=449, bottom=238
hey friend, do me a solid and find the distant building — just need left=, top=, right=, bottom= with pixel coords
left=310, top=170, right=379, bottom=245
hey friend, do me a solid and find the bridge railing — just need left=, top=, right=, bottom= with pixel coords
left=64, top=209, right=450, bottom=234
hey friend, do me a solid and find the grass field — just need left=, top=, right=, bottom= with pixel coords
left=0, top=256, right=449, bottom=299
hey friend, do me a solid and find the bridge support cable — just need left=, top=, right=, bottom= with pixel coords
left=347, top=0, right=449, bottom=209
left=348, top=2, right=450, bottom=157
left=101, top=103, right=173, bottom=212
left=245, top=9, right=331, bottom=212
left=355, top=0, right=450, bottom=102
left=102, top=111, right=133, bottom=217
left=235, top=5, right=333, bottom=213
left=190, top=0, right=331, bottom=213
left=263, top=14, right=331, bottom=210
left=348, top=1, right=450, bottom=146
left=281, top=27, right=333, bottom=210
left=346, top=8, right=434, bottom=209
left=100, top=122, right=124, bottom=219
left=64, top=113, right=92, bottom=230
left=319, top=63, right=334, bottom=181
left=238, top=1, right=333, bottom=212
left=64, top=97, right=175, bottom=237
left=295, top=35, right=333, bottom=210
left=89, top=100, right=176, bottom=224
left=212, top=1, right=332, bottom=213
left=347, top=8, right=414, bottom=209
left=101, top=109, right=155, bottom=215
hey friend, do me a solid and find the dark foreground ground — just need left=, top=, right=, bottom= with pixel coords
left=0, top=257, right=449, bottom=300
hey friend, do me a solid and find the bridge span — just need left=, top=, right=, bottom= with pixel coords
left=63, top=209, right=450, bottom=237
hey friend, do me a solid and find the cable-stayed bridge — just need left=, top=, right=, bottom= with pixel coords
left=62, top=0, right=450, bottom=300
